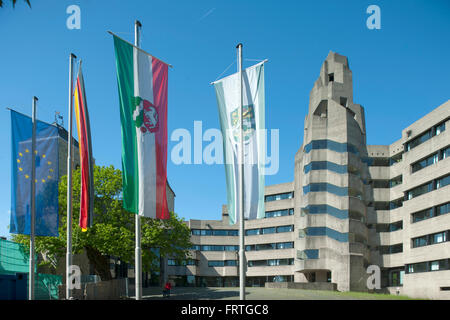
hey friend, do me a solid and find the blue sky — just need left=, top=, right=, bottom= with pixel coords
left=1, top=0, right=449, bottom=238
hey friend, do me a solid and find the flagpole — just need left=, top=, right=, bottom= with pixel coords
left=29, top=96, right=38, bottom=301
left=66, top=52, right=76, bottom=300
left=134, top=19, right=143, bottom=301
left=237, top=43, right=246, bottom=301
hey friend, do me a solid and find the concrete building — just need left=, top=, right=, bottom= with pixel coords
left=167, top=52, right=450, bottom=299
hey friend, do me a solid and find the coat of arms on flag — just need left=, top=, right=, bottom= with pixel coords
left=132, top=96, right=159, bottom=134
left=230, top=104, right=256, bottom=144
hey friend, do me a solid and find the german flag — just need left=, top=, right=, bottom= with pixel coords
left=74, top=61, right=94, bottom=231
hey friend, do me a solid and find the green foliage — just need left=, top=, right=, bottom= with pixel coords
left=12, top=164, right=192, bottom=277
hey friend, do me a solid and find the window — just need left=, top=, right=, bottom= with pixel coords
left=372, top=180, right=390, bottom=189
left=328, top=73, right=334, bottom=82
left=256, top=243, right=275, bottom=251
left=412, top=153, right=439, bottom=173
left=304, top=140, right=359, bottom=155
left=276, top=242, right=294, bottom=249
left=412, top=230, right=448, bottom=248
left=200, top=245, right=239, bottom=251
left=276, top=225, right=294, bottom=233
left=389, top=221, right=403, bottom=232
left=390, top=198, right=403, bottom=210
left=405, top=120, right=447, bottom=152
left=390, top=175, right=403, bottom=188
left=437, top=202, right=450, bottom=216
left=368, top=157, right=390, bottom=167
left=374, top=202, right=390, bottom=210
left=390, top=153, right=403, bottom=165
left=436, top=174, right=450, bottom=189
left=262, top=227, right=276, bottom=234
left=303, top=183, right=348, bottom=196
left=406, top=181, right=433, bottom=200
left=389, top=269, right=404, bottom=286
left=208, top=260, right=238, bottom=267
left=412, top=236, right=428, bottom=248
left=191, top=229, right=238, bottom=236
left=265, top=192, right=294, bottom=202
left=407, top=259, right=450, bottom=274
left=340, top=97, right=347, bottom=107
left=412, top=207, right=434, bottom=223
left=245, top=229, right=260, bottom=236
left=380, top=243, right=403, bottom=254
left=265, top=208, right=294, bottom=218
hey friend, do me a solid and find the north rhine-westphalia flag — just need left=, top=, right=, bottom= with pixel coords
left=74, top=62, right=94, bottom=231
left=112, top=34, right=170, bottom=219
left=213, top=62, right=266, bottom=225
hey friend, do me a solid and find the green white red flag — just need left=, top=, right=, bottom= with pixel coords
left=112, top=34, right=170, bottom=219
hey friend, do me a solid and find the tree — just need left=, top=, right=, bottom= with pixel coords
left=0, top=0, right=31, bottom=8
left=12, top=164, right=192, bottom=281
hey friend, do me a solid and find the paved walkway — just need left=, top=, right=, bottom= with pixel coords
left=138, top=286, right=414, bottom=300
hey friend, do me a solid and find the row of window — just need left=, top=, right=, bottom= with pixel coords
left=265, top=208, right=294, bottom=218
left=412, top=201, right=450, bottom=223
left=297, top=249, right=319, bottom=260
left=303, top=139, right=407, bottom=168
left=190, top=245, right=239, bottom=251
left=191, top=229, right=238, bottom=236
left=405, top=121, right=446, bottom=152
left=245, top=225, right=294, bottom=236
left=167, top=259, right=198, bottom=266
left=299, top=227, right=349, bottom=243
left=373, top=198, right=404, bottom=211
left=406, top=173, right=450, bottom=200
left=245, top=241, right=294, bottom=251
left=411, top=145, right=450, bottom=173
left=406, top=258, right=450, bottom=274
left=208, top=260, right=238, bottom=267
left=301, top=204, right=348, bottom=219
left=248, top=258, right=294, bottom=267
left=304, top=139, right=360, bottom=155
left=371, top=176, right=403, bottom=189
left=303, top=161, right=348, bottom=174
left=191, top=223, right=296, bottom=238
left=265, top=192, right=294, bottom=202
left=303, top=183, right=348, bottom=196
left=374, top=221, right=403, bottom=233
left=379, top=243, right=403, bottom=255
left=412, top=230, right=448, bottom=248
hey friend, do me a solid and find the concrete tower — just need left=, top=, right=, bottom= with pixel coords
left=294, top=51, right=372, bottom=291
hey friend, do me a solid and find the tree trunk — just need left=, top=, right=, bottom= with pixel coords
left=85, top=246, right=112, bottom=281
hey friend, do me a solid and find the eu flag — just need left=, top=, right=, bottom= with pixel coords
left=10, top=110, right=59, bottom=237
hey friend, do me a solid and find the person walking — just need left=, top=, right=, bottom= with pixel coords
left=163, top=281, right=172, bottom=298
